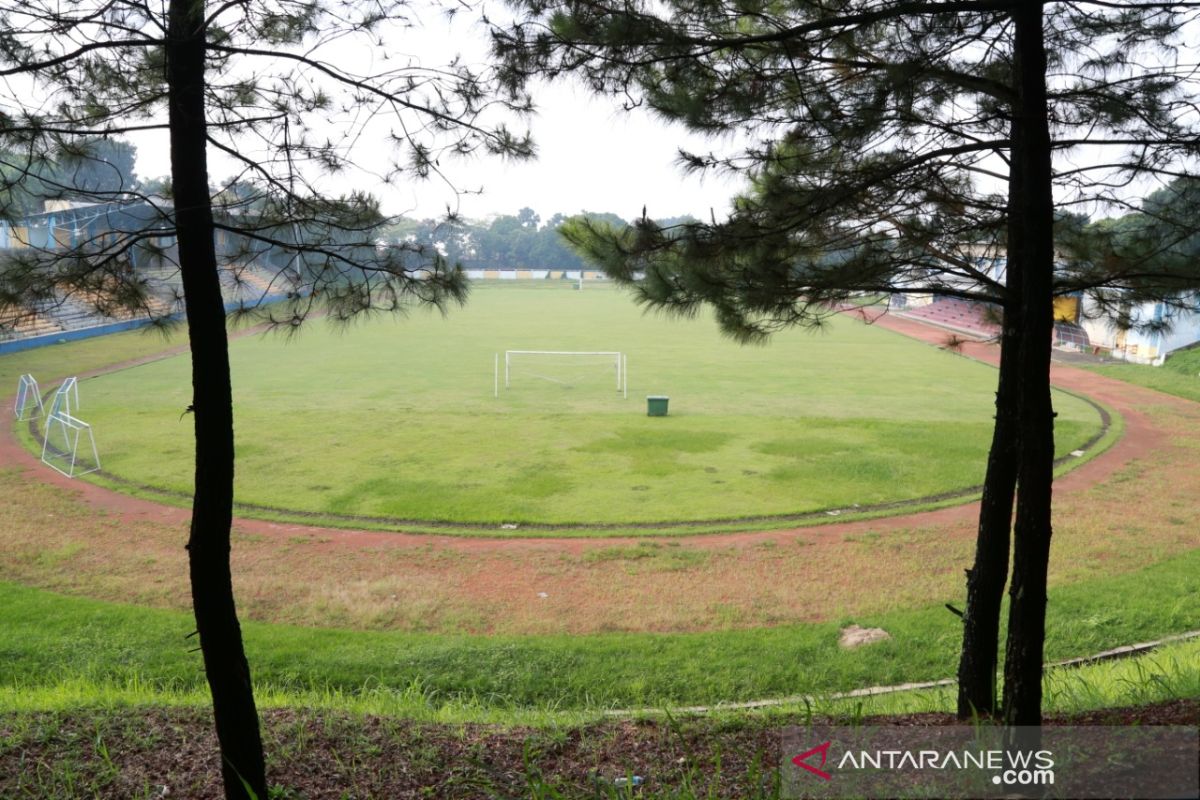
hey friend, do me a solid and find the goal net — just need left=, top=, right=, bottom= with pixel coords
left=13, top=374, right=43, bottom=421
left=500, top=350, right=627, bottom=397
left=41, top=410, right=101, bottom=477
left=39, top=377, right=100, bottom=478
left=48, top=376, right=80, bottom=418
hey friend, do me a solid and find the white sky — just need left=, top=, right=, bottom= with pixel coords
left=133, top=80, right=744, bottom=223
left=129, top=5, right=746, bottom=224
left=395, top=79, right=745, bottom=223
left=18, top=2, right=1200, bottom=225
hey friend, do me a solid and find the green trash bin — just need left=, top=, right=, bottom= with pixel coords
left=647, top=395, right=670, bottom=417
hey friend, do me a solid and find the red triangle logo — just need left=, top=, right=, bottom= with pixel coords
left=792, top=740, right=833, bottom=780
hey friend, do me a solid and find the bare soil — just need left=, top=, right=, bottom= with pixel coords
left=1, top=701, right=1195, bottom=799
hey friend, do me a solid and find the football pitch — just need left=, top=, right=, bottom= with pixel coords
left=61, top=283, right=1103, bottom=532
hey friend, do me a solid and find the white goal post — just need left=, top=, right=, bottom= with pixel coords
left=497, top=350, right=628, bottom=398
left=14, top=374, right=43, bottom=421
left=35, top=376, right=100, bottom=478
left=49, top=376, right=80, bottom=418
left=41, top=410, right=101, bottom=477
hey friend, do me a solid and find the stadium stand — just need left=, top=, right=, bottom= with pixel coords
left=1, top=197, right=305, bottom=349
left=898, top=297, right=1092, bottom=350
left=1, top=262, right=290, bottom=347
left=898, top=297, right=1002, bottom=339
left=4, top=311, right=64, bottom=339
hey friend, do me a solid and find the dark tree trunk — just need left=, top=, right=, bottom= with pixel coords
left=956, top=88, right=1030, bottom=719
left=1002, top=0, right=1057, bottom=728
left=167, top=1, right=268, bottom=797
left=955, top=295, right=1021, bottom=719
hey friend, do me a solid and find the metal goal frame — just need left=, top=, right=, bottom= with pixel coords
left=496, top=350, right=627, bottom=398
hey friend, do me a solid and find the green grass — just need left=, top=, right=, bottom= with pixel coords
left=14, top=283, right=1104, bottom=530
left=2, top=638, right=1196, bottom=727
left=0, top=323, right=188, bottom=389
left=5, top=645, right=1194, bottom=800
left=1086, top=346, right=1200, bottom=404
left=2, top=548, right=1196, bottom=713
left=1162, top=344, right=1200, bottom=376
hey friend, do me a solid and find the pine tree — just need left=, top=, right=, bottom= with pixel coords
left=492, top=0, right=1200, bottom=723
left=0, top=3, right=530, bottom=797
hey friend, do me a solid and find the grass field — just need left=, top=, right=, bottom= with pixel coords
left=2, top=547, right=1197, bottom=711
left=1086, top=345, right=1200, bottom=404
left=21, top=283, right=1103, bottom=531
left=2, top=285, right=1198, bottom=797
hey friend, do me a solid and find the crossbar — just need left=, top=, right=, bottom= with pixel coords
left=505, top=350, right=621, bottom=356
left=46, top=411, right=91, bottom=431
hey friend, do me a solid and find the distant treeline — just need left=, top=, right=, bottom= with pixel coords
left=379, top=208, right=698, bottom=270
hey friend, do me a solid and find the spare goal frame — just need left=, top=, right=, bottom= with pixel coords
left=14, top=374, right=43, bottom=421
left=49, top=376, right=80, bottom=418
left=41, top=409, right=101, bottom=478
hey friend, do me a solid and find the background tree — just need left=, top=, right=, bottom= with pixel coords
left=0, top=138, right=138, bottom=217
left=493, top=0, right=1200, bottom=725
left=385, top=207, right=636, bottom=269
left=0, top=2, right=531, bottom=797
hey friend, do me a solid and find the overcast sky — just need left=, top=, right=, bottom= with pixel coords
left=133, top=80, right=746, bottom=223
left=368, top=77, right=747, bottom=223
left=128, top=4, right=747, bottom=225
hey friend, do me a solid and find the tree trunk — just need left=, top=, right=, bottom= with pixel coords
left=1002, top=0, right=1056, bottom=728
left=167, top=1, right=268, bottom=797
left=955, top=296, right=1021, bottom=719
left=956, top=85, right=1030, bottom=719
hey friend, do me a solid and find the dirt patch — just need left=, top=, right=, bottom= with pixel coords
left=0, top=701, right=1194, bottom=800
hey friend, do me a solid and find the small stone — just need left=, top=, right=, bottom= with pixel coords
left=1070, top=449, right=1085, bottom=457
left=839, top=624, right=891, bottom=648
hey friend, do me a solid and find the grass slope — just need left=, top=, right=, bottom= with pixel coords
left=3, top=549, right=1196, bottom=711
left=28, top=284, right=1102, bottom=527
left=1087, top=346, right=1200, bottom=404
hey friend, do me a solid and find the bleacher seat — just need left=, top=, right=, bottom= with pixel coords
left=899, top=297, right=1002, bottom=338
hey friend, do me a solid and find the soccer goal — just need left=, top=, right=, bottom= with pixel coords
left=498, top=350, right=627, bottom=398
left=48, top=376, right=80, bottom=418
left=13, top=374, right=43, bottom=421
left=41, top=409, right=101, bottom=477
